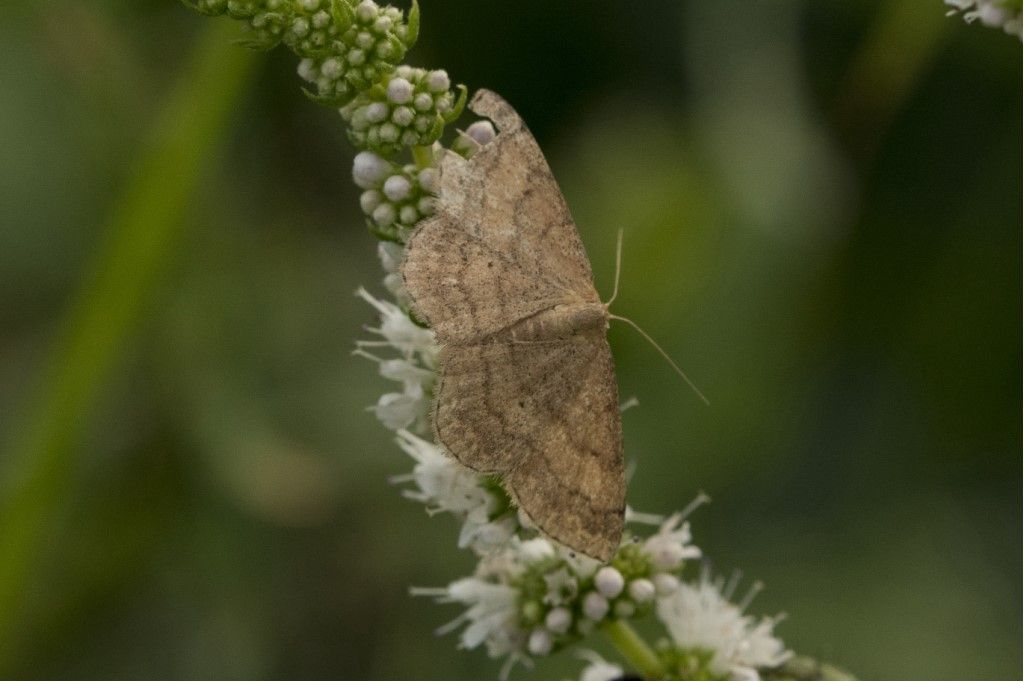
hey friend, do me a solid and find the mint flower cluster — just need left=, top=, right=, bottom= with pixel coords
left=178, top=1, right=854, bottom=679
left=352, top=150, right=438, bottom=242
left=186, top=0, right=421, bottom=104
left=342, top=67, right=467, bottom=155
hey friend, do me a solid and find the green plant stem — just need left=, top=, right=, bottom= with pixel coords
left=602, top=619, right=666, bottom=680
left=411, top=144, right=433, bottom=168
left=0, top=19, right=257, bottom=667
left=832, top=0, right=949, bottom=161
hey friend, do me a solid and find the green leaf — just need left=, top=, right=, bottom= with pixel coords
left=386, top=34, right=409, bottom=64
left=330, top=0, right=354, bottom=33
left=300, top=86, right=355, bottom=107
left=425, top=116, right=444, bottom=143
left=233, top=35, right=282, bottom=52
left=404, top=0, right=420, bottom=48
left=367, top=219, right=405, bottom=244
left=443, top=83, right=468, bottom=123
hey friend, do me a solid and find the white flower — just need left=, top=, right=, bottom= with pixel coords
left=394, top=430, right=492, bottom=511
left=458, top=513, right=517, bottom=553
left=356, top=287, right=436, bottom=357
left=945, top=0, right=1023, bottom=38
left=656, top=574, right=791, bottom=680
left=577, top=650, right=624, bottom=681
left=429, top=577, right=523, bottom=657
left=515, top=536, right=558, bottom=564
left=642, top=512, right=702, bottom=570
left=543, top=567, right=579, bottom=605
left=371, top=382, right=428, bottom=431
left=377, top=240, right=403, bottom=274
left=376, top=242, right=410, bottom=303
left=653, top=572, right=680, bottom=596
left=416, top=537, right=590, bottom=662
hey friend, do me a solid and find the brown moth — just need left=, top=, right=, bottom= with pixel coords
left=401, top=89, right=624, bottom=562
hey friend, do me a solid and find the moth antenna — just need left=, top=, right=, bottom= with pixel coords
left=603, top=228, right=624, bottom=308
left=608, top=314, right=710, bottom=405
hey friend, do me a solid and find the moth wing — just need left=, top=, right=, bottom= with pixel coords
left=403, top=217, right=569, bottom=345
left=402, top=89, right=599, bottom=345
left=435, top=331, right=624, bottom=561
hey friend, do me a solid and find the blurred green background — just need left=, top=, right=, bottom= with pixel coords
left=0, top=0, right=1020, bottom=678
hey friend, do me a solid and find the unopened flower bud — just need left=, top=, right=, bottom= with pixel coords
left=628, top=578, right=656, bottom=603
left=359, top=189, right=383, bottom=214
left=466, top=120, right=496, bottom=146
left=372, top=202, right=396, bottom=227
left=383, top=175, right=412, bottom=201
left=386, top=77, right=414, bottom=104
left=545, top=606, right=572, bottom=634
left=352, top=151, right=390, bottom=188
left=595, top=566, right=625, bottom=599
left=527, top=628, right=553, bottom=656
left=582, top=591, right=609, bottom=621
left=426, top=69, right=450, bottom=93
left=399, top=205, right=419, bottom=225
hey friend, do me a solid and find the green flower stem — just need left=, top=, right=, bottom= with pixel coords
left=602, top=619, right=666, bottom=680
left=411, top=144, right=434, bottom=169
left=0, top=20, right=256, bottom=667
left=832, top=0, right=949, bottom=160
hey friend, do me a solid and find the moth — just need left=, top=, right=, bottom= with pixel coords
left=403, top=89, right=695, bottom=561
